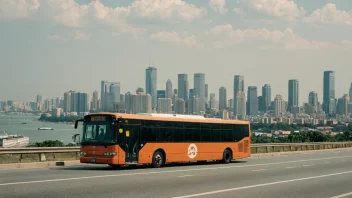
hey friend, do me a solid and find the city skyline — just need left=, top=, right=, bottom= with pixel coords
left=2, top=68, right=351, bottom=107
left=1, top=1, right=352, bottom=102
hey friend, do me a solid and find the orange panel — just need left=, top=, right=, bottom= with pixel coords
left=80, top=145, right=124, bottom=165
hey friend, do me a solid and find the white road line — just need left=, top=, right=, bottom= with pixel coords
left=324, top=162, right=330, bottom=164
left=286, top=167, right=296, bottom=169
left=303, top=164, right=314, bottom=167
left=330, top=192, right=352, bottom=198
left=173, top=170, right=352, bottom=198
left=178, top=175, right=193, bottom=178
left=0, top=156, right=351, bottom=187
left=252, top=169, right=266, bottom=172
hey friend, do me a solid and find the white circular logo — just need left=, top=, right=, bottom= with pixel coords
left=187, top=143, right=198, bottom=159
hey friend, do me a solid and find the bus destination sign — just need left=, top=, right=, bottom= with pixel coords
left=90, top=116, right=106, bottom=121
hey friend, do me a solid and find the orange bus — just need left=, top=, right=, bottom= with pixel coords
left=73, top=112, right=251, bottom=168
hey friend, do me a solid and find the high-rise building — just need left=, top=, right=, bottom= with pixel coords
left=178, top=74, right=188, bottom=101
left=63, top=92, right=71, bottom=112
left=235, top=92, right=246, bottom=118
left=194, top=73, right=205, bottom=112
left=175, top=99, right=185, bottom=114
left=91, top=91, right=99, bottom=111
left=274, top=94, right=284, bottom=117
left=158, top=98, right=172, bottom=113
left=205, top=84, right=209, bottom=103
left=349, top=83, right=352, bottom=104
left=101, top=81, right=120, bottom=111
left=209, top=93, right=216, bottom=109
left=189, top=89, right=194, bottom=99
left=323, top=71, right=335, bottom=114
left=337, top=94, right=349, bottom=115
left=36, top=95, right=42, bottom=103
left=219, top=87, right=227, bottom=111
left=288, top=79, right=299, bottom=111
left=233, top=75, right=244, bottom=114
left=125, top=89, right=152, bottom=114
left=308, top=91, right=318, bottom=113
left=166, top=79, right=173, bottom=99
left=262, top=84, right=271, bottom=109
left=246, top=86, right=258, bottom=116
left=258, top=96, right=266, bottom=113
left=146, top=67, right=157, bottom=109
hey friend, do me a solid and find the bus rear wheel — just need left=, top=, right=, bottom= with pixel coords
left=152, top=150, right=164, bottom=168
left=221, top=149, right=232, bottom=164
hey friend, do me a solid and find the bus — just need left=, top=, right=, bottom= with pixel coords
left=73, top=112, right=251, bottom=168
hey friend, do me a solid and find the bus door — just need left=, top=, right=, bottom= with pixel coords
left=123, top=124, right=140, bottom=163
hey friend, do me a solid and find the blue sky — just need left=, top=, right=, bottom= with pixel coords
left=0, top=0, right=352, bottom=104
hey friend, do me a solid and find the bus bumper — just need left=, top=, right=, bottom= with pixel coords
left=80, top=156, right=120, bottom=165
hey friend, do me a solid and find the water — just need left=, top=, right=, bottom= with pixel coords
left=0, top=114, right=82, bottom=144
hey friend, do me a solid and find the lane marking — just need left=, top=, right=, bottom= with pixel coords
left=0, top=156, right=351, bottom=187
left=330, top=192, right=352, bottom=198
left=324, top=162, right=330, bottom=164
left=303, top=164, right=314, bottom=167
left=286, top=167, right=296, bottom=169
left=173, top=170, right=352, bottom=198
left=252, top=169, right=266, bottom=172
left=178, top=175, right=193, bottom=178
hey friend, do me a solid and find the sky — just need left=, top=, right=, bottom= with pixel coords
left=0, top=0, right=352, bottom=104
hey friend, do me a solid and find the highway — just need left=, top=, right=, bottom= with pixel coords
left=1, top=149, right=352, bottom=198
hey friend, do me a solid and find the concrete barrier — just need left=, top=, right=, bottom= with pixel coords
left=0, top=142, right=351, bottom=164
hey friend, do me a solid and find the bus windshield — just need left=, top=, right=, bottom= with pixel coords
left=81, top=122, right=115, bottom=145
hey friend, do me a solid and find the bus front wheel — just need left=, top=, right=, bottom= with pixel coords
left=221, top=149, right=232, bottom=164
left=152, top=150, right=165, bottom=168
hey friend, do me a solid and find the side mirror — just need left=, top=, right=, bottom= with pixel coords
left=74, top=119, right=84, bottom=129
left=72, top=134, right=81, bottom=144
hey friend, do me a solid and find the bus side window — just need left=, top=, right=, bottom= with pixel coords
left=211, top=124, right=221, bottom=142
left=172, top=122, right=184, bottom=142
left=192, top=123, right=201, bottom=142
left=140, top=121, right=156, bottom=142
left=184, top=123, right=193, bottom=142
left=200, top=123, right=211, bottom=141
left=222, top=124, right=233, bottom=142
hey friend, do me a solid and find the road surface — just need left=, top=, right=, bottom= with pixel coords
left=1, top=149, right=352, bottom=198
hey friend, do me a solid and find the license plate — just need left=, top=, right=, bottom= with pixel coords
left=91, top=158, right=96, bottom=163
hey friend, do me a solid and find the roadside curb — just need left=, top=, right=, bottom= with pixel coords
left=250, top=147, right=352, bottom=158
left=0, top=160, right=80, bottom=170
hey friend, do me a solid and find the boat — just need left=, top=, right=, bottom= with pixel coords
left=22, top=122, right=27, bottom=124
left=0, top=132, right=30, bottom=148
left=38, top=127, right=54, bottom=130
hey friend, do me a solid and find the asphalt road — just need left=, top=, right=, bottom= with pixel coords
left=1, top=149, right=352, bottom=198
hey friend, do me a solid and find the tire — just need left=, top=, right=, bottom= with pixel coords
left=108, top=164, right=121, bottom=169
left=152, top=150, right=164, bottom=168
left=221, top=149, right=232, bottom=164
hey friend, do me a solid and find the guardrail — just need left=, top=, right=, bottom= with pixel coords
left=0, top=142, right=351, bottom=164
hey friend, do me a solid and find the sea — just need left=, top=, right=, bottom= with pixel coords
left=0, top=113, right=82, bottom=144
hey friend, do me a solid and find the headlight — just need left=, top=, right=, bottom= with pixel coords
left=104, top=152, right=117, bottom=156
left=80, top=152, right=87, bottom=156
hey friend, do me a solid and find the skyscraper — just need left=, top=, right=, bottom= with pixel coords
left=262, top=84, right=271, bottom=111
left=158, top=98, right=172, bottom=113
left=205, top=84, right=208, bottom=102
left=233, top=75, right=244, bottom=114
left=219, top=87, right=227, bottom=111
left=194, top=73, right=205, bottom=112
left=166, top=79, right=173, bottom=99
left=36, top=95, right=42, bottom=103
left=309, top=91, right=318, bottom=113
left=274, top=94, right=284, bottom=117
left=235, top=92, right=246, bottom=118
left=91, top=91, right=98, bottom=111
left=323, top=71, right=335, bottom=114
left=146, top=67, right=157, bottom=109
left=337, top=95, right=349, bottom=115
left=101, top=80, right=120, bottom=111
left=178, top=74, right=188, bottom=101
left=246, top=86, right=258, bottom=116
left=349, top=83, right=352, bottom=104
left=288, top=79, right=299, bottom=111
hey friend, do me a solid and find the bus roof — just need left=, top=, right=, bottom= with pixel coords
left=87, top=112, right=250, bottom=125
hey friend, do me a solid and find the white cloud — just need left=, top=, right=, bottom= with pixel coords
left=209, top=0, right=228, bottom=14
left=233, top=8, right=245, bottom=15
left=0, top=0, right=40, bottom=19
left=74, top=31, right=91, bottom=40
left=47, top=34, right=61, bottom=40
left=304, top=3, right=352, bottom=25
left=150, top=31, right=197, bottom=46
left=241, top=0, right=306, bottom=21
left=130, top=0, right=207, bottom=20
left=207, top=24, right=330, bottom=50
left=340, top=40, right=352, bottom=46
